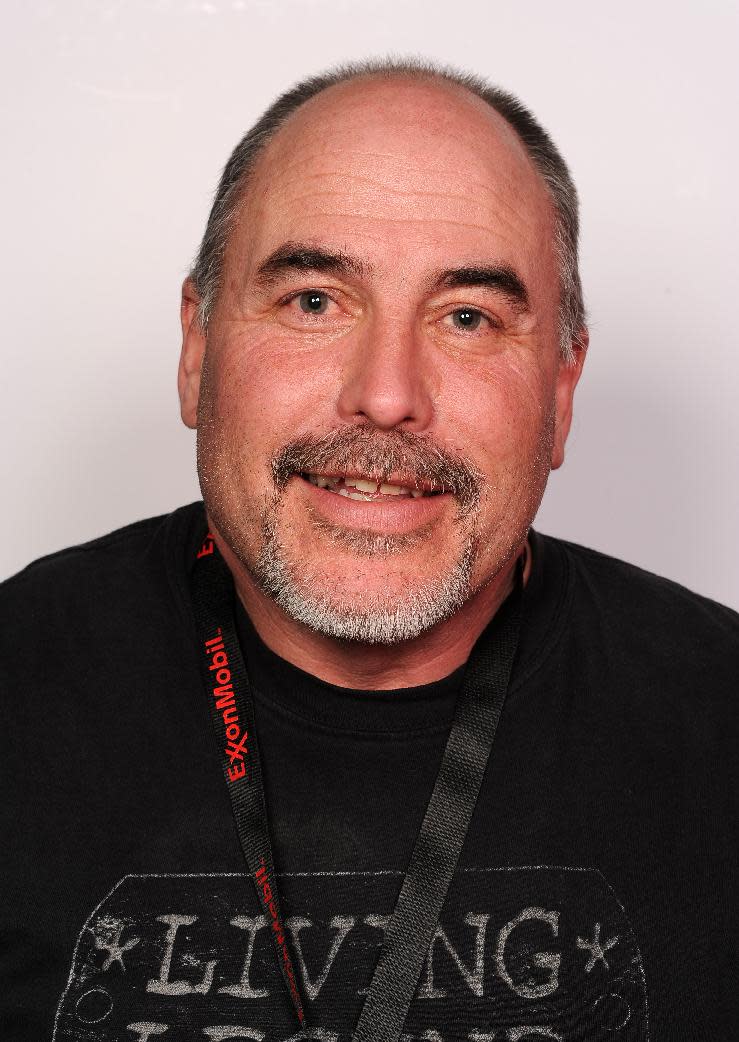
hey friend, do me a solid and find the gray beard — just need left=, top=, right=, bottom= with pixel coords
left=251, top=512, right=477, bottom=645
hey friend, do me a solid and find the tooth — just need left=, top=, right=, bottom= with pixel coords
left=411, top=489, right=424, bottom=498
left=347, top=491, right=373, bottom=501
left=337, top=488, right=351, bottom=497
left=379, top=482, right=407, bottom=496
left=346, top=478, right=378, bottom=493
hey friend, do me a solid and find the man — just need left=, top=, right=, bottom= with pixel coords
left=1, top=59, right=736, bottom=1042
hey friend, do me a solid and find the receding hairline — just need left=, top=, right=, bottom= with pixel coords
left=234, top=69, right=546, bottom=218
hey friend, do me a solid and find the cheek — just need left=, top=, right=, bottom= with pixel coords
left=203, top=330, right=336, bottom=452
left=446, top=355, right=555, bottom=468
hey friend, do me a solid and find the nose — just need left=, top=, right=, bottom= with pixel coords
left=336, top=313, right=434, bottom=431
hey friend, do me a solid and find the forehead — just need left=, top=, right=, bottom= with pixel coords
left=238, top=76, right=556, bottom=277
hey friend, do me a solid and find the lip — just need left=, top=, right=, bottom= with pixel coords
left=294, top=474, right=452, bottom=534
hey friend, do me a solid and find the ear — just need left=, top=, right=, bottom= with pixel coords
left=178, top=278, right=207, bottom=429
left=551, top=329, right=588, bottom=470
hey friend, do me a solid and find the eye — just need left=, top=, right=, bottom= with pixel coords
left=277, top=287, right=356, bottom=333
left=297, top=290, right=330, bottom=315
left=448, top=307, right=487, bottom=331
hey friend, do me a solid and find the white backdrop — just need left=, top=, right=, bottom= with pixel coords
left=1, top=0, right=737, bottom=610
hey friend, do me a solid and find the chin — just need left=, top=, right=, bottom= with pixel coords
left=252, top=523, right=476, bottom=645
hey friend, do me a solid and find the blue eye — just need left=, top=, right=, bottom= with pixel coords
left=451, top=308, right=484, bottom=330
left=298, top=291, right=329, bottom=314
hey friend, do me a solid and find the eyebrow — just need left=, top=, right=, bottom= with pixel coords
left=254, top=242, right=530, bottom=312
left=254, top=242, right=370, bottom=285
left=432, top=266, right=530, bottom=312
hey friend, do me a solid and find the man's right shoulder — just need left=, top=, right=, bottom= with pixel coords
left=0, top=502, right=204, bottom=648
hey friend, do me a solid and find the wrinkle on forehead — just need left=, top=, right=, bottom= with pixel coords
left=258, top=188, right=537, bottom=243
left=270, top=150, right=535, bottom=199
left=263, top=167, right=535, bottom=221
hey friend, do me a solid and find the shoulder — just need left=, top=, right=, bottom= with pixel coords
left=536, top=531, right=739, bottom=690
left=0, top=502, right=205, bottom=654
left=551, top=533, right=738, bottom=629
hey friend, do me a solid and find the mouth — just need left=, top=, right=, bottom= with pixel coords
left=301, top=472, right=446, bottom=501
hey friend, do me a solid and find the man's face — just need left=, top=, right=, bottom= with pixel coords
left=180, top=77, right=584, bottom=644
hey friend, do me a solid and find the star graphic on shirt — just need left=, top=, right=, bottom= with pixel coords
left=90, top=918, right=140, bottom=972
left=576, top=922, right=619, bottom=973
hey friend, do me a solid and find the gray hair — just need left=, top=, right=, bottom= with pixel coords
left=190, top=58, right=586, bottom=361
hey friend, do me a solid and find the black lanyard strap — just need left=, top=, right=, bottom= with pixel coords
left=190, top=529, right=523, bottom=1038
left=351, top=560, right=523, bottom=1041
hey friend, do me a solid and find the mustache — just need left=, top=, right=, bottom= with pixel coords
left=271, top=425, right=482, bottom=513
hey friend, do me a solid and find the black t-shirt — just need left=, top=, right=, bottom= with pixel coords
left=1, top=502, right=737, bottom=1041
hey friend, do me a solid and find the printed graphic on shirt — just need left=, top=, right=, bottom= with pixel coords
left=52, top=867, right=648, bottom=1041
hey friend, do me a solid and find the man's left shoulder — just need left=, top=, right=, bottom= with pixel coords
left=539, top=531, right=739, bottom=691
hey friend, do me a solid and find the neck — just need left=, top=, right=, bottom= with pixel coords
left=212, top=532, right=531, bottom=691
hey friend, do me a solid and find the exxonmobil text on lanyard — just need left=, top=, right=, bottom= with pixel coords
left=191, top=526, right=523, bottom=1042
